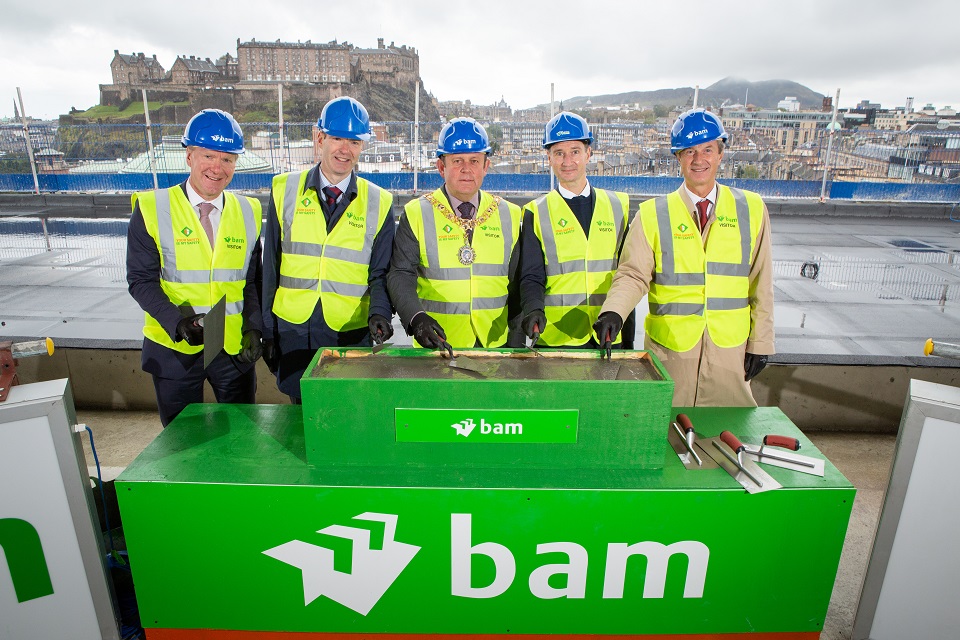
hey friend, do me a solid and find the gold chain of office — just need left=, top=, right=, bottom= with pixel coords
left=424, top=193, right=502, bottom=265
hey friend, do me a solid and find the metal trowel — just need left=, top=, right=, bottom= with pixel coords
left=440, top=341, right=497, bottom=377
left=701, top=431, right=782, bottom=494
left=666, top=413, right=718, bottom=469
left=198, top=296, right=226, bottom=368
left=741, top=434, right=825, bottom=477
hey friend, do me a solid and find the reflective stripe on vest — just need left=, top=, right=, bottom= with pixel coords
left=532, top=188, right=630, bottom=346
left=407, top=190, right=519, bottom=348
left=272, top=170, right=390, bottom=330
left=137, top=187, right=261, bottom=355
left=644, top=186, right=762, bottom=350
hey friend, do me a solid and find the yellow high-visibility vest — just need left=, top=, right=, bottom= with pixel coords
left=271, top=171, right=393, bottom=330
left=134, top=187, right=261, bottom=355
left=527, top=188, right=631, bottom=346
left=404, top=189, right=521, bottom=348
left=641, top=186, right=764, bottom=351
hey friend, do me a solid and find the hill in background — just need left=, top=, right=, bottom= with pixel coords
left=555, top=77, right=825, bottom=111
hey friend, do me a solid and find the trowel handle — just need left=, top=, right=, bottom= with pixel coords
left=720, top=430, right=746, bottom=454
left=676, top=413, right=695, bottom=434
left=763, top=435, right=801, bottom=451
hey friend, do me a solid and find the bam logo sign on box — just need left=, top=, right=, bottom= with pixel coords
left=265, top=512, right=709, bottom=615
left=452, top=418, right=522, bottom=438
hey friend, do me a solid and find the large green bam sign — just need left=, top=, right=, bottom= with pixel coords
left=118, top=405, right=854, bottom=639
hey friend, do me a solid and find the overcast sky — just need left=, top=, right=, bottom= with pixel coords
left=3, top=0, right=956, bottom=120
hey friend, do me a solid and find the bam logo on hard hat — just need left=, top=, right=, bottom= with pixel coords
left=263, top=513, right=420, bottom=616
left=210, top=134, right=234, bottom=143
left=686, top=129, right=709, bottom=140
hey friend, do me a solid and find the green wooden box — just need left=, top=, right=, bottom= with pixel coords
left=116, top=404, right=854, bottom=638
left=300, top=347, right=673, bottom=470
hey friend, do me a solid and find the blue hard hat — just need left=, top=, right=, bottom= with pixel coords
left=543, top=111, right=593, bottom=148
left=318, top=97, right=371, bottom=141
left=181, top=109, right=245, bottom=154
left=436, top=117, right=491, bottom=156
left=670, top=108, right=728, bottom=153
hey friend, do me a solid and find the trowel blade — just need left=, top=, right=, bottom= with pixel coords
left=742, top=443, right=825, bottom=477
left=448, top=354, right=497, bottom=377
left=201, top=296, right=226, bottom=369
left=667, top=425, right=718, bottom=470
left=701, top=437, right=782, bottom=494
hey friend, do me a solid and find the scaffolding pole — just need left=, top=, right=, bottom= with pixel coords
left=15, top=87, right=40, bottom=195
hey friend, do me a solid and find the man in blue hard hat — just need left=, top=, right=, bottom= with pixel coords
left=517, top=111, right=636, bottom=350
left=595, top=108, right=775, bottom=407
left=126, top=109, right=263, bottom=426
left=261, top=96, right=395, bottom=402
left=387, top=117, right=523, bottom=349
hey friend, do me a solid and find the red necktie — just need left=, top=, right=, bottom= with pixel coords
left=198, top=202, right=216, bottom=247
left=324, top=185, right=342, bottom=210
left=695, top=199, right=709, bottom=232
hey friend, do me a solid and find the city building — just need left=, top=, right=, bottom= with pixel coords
left=723, top=108, right=833, bottom=153
left=110, top=51, right=165, bottom=86
left=237, top=38, right=351, bottom=84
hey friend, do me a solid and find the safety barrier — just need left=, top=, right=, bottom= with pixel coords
left=3, top=171, right=959, bottom=203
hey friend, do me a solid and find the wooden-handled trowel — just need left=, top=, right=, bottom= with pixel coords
left=701, top=431, right=782, bottom=494
left=667, top=414, right=718, bottom=469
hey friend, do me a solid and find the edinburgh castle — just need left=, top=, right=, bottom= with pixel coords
left=97, top=37, right=439, bottom=122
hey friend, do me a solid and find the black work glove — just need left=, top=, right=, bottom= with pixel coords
left=592, top=311, right=623, bottom=359
left=521, top=310, right=547, bottom=341
left=744, top=352, right=768, bottom=381
left=262, top=338, right=280, bottom=374
left=176, top=313, right=205, bottom=346
left=368, top=314, right=394, bottom=344
left=409, top=312, right=447, bottom=349
left=235, top=330, right=263, bottom=364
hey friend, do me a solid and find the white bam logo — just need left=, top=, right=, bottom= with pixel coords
left=452, top=417, right=523, bottom=438
left=263, top=512, right=420, bottom=615
left=452, top=418, right=477, bottom=437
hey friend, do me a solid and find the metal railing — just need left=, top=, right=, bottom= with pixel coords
left=2, top=121, right=959, bottom=201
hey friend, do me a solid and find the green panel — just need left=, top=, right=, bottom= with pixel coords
left=396, top=408, right=578, bottom=443
left=300, top=348, right=673, bottom=470
left=117, top=482, right=854, bottom=635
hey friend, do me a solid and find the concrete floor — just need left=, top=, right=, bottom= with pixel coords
left=76, top=408, right=895, bottom=640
